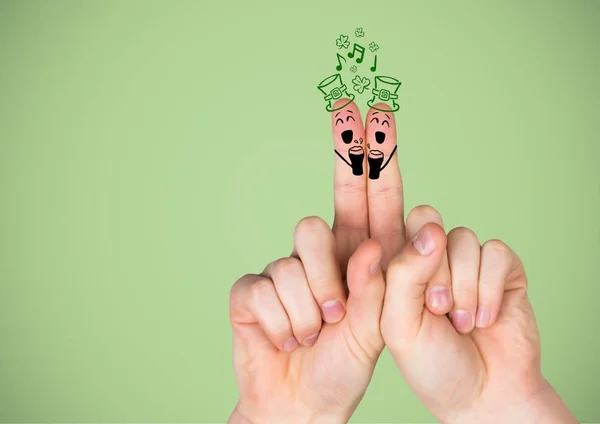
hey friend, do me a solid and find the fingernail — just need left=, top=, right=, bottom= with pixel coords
left=413, top=228, right=436, bottom=255
left=322, top=300, right=345, bottom=323
left=476, top=307, right=490, bottom=328
left=283, top=337, right=298, bottom=352
left=369, top=260, right=380, bottom=275
left=302, top=333, right=319, bottom=346
left=451, top=309, right=473, bottom=333
left=429, top=286, right=450, bottom=310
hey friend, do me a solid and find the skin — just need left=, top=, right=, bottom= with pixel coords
left=228, top=99, right=577, bottom=423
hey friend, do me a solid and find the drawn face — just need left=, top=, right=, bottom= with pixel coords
left=365, top=105, right=397, bottom=180
left=366, top=110, right=396, bottom=158
left=332, top=102, right=364, bottom=156
left=331, top=100, right=366, bottom=176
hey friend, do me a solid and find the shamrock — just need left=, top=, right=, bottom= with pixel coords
left=336, top=34, right=350, bottom=49
left=352, top=75, right=371, bottom=94
left=355, top=27, right=365, bottom=38
left=369, top=41, right=379, bottom=52
left=350, top=65, right=357, bottom=73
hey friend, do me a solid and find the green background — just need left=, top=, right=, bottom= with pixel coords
left=1, top=0, right=599, bottom=422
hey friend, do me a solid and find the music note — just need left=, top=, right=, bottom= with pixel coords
left=347, top=43, right=365, bottom=64
left=370, top=55, right=377, bottom=72
left=335, top=53, right=346, bottom=71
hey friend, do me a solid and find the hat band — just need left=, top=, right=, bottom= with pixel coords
left=324, top=84, right=347, bottom=101
left=373, top=88, right=398, bottom=102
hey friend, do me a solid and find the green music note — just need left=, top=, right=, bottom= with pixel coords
left=335, top=53, right=346, bottom=71
left=347, top=43, right=365, bottom=64
left=370, top=55, right=377, bottom=72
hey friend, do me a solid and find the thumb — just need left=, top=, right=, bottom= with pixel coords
left=345, top=239, right=386, bottom=358
left=381, top=222, right=447, bottom=349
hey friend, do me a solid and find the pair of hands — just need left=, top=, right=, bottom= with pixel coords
left=228, top=100, right=577, bottom=423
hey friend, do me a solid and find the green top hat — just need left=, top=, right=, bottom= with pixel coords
left=317, top=73, right=355, bottom=112
left=367, top=76, right=402, bottom=112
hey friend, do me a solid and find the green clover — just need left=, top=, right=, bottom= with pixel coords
left=336, top=34, right=350, bottom=49
left=369, top=41, right=379, bottom=53
left=350, top=65, right=357, bottom=73
left=352, top=75, right=371, bottom=94
left=355, top=27, right=365, bottom=38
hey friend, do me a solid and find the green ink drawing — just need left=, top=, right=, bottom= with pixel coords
left=352, top=75, right=371, bottom=94
left=347, top=43, right=365, bottom=63
left=317, top=28, right=403, bottom=112
left=317, top=73, right=355, bottom=112
left=367, top=76, right=401, bottom=112
left=335, top=53, right=346, bottom=71
left=336, top=34, right=350, bottom=49
left=370, top=55, right=377, bottom=72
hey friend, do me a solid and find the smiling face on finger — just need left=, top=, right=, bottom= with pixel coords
left=366, top=108, right=397, bottom=160
left=331, top=99, right=366, bottom=177
left=332, top=101, right=365, bottom=157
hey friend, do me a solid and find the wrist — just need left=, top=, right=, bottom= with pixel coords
left=443, top=379, right=578, bottom=424
left=228, top=402, right=350, bottom=424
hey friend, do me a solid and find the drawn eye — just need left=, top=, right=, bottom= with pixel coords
left=335, top=118, right=344, bottom=125
left=382, top=120, right=390, bottom=127
left=370, top=117, right=379, bottom=123
left=346, top=115, right=355, bottom=122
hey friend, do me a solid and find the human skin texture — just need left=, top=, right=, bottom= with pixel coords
left=228, top=99, right=577, bottom=424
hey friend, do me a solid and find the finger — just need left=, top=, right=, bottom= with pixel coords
left=476, top=239, right=526, bottom=328
left=447, top=227, right=481, bottom=334
left=230, top=274, right=297, bottom=352
left=294, top=216, right=346, bottom=324
left=365, top=104, right=404, bottom=268
left=382, top=223, right=447, bottom=345
left=331, top=99, right=369, bottom=259
left=264, top=257, right=322, bottom=346
left=405, top=205, right=453, bottom=315
left=345, top=239, right=385, bottom=358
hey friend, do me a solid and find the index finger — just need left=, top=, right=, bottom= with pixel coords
left=330, top=98, right=369, bottom=267
left=365, top=102, right=405, bottom=269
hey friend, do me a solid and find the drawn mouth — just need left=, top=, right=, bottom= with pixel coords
left=375, top=131, right=386, bottom=143
left=341, top=130, right=353, bottom=144
left=349, top=146, right=364, bottom=154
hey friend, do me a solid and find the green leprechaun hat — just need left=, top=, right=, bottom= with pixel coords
left=367, top=76, right=402, bottom=112
left=317, top=73, right=355, bottom=112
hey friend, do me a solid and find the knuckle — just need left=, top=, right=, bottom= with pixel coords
left=482, top=239, right=511, bottom=260
left=293, top=319, right=322, bottom=336
left=230, top=273, right=255, bottom=299
left=334, top=181, right=366, bottom=196
left=295, top=216, right=330, bottom=237
left=407, top=204, right=443, bottom=225
left=448, top=226, right=478, bottom=242
left=249, top=277, right=274, bottom=300
left=367, top=184, right=402, bottom=201
left=452, top=283, right=478, bottom=301
left=271, top=257, right=303, bottom=281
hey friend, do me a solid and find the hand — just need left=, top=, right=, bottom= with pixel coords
left=228, top=98, right=406, bottom=423
left=380, top=207, right=578, bottom=423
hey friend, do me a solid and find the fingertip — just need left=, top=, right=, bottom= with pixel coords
left=348, top=239, right=383, bottom=275
left=411, top=222, right=446, bottom=256
left=426, top=285, right=453, bottom=315
left=321, top=299, right=346, bottom=324
left=475, top=306, right=496, bottom=329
